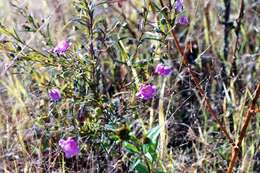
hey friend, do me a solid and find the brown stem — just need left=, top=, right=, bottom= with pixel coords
left=233, top=0, right=244, bottom=58
left=223, top=0, right=231, bottom=61
left=159, top=0, right=164, bottom=7
left=230, top=0, right=244, bottom=96
left=226, top=82, right=260, bottom=173
left=170, top=29, right=234, bottom=144
left=110, top=6, right=137, bottom=38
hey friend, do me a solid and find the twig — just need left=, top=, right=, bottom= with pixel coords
left=159, top=0, right=165, bottom=8
left=233, top=0, right=244, bottom=58
left=110, top=6, right=137, bottom=38
left=170, top=30, right=234, bottom=145
left=220, top=0, right=231, bottom=89
left=0, top=15, right=52, bottom=77
left=230, top=0, right=244, bottom=93
left=226, top=82, right=260, bottom=173
left=203, top=1, right=212, bottom=46
left=223, top=0, right=231, bottom=61
left=0, top=0, right=68, bottom=76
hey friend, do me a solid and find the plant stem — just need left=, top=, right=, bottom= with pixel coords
left=226, top=82, right=260, bottom=173
left=231, top=0, right=244, bottom=95
left=223, top=0, right=231, bottom=61
left=159, top=77, right=167, bottom=159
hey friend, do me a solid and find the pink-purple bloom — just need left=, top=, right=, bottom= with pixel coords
left=175, top=0, right=184, bottom=12
left=53, top=39, right=70, bottom=55
left=59, top=137, right=80, bottom=158
left=178, top=15, right=189, bottom=25
left=48, top=88, right=61, bottom=102
left=155, top=63, right=172, bottom=76
left=136, top=84, right=157, bottom=100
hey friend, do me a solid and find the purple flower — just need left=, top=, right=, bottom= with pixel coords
left=136, top=84, right=157, bottom=100
left=178, top=15, right=189, bottom=25
left=53, top=39, right=70, bottom=55
left=59, top=137, right=80, bottom=158
left=48, top=88, right=61, bottom=102
left=155, top=63, right=172, bottom=76
left=175, top=0, right=184, bottom=12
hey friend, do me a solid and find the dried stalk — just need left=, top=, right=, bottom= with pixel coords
left=223, top=0, right=231, bottom=61
left=226, top=82, right=260, bottom=173
left=230, top=0, right=244, bottom=94
left=159, top=77, right=167, bottom=159
left=170, top=30, right=234, bottom=145
left=232, top=0, right=244, bottom=66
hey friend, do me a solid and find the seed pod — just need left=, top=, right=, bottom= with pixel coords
left=184, top=40, right=199, bottom=65
left=115, top=124, right=130, bottom=141
left=142, top=136, right=151, bottom=144
left=77, top=105, right=89, bottom=123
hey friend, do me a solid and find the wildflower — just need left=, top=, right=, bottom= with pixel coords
left=53, top=39, right=70, bottom=55
left=59, top=137, right=80, bottom=158
left=155, top=63, right=172, bottom=76
left=136, top=84, right=157, bottom=100
left=175, top=0, right=184, bottom=12
left=48, top=88, right=61, bottom=102
left=178, top=15, right=189, bottom=25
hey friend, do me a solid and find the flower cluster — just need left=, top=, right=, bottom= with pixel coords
left=49, top=88, right=80, bottom=158
left=136, top=64, right=172, bottom=101
left=50, top=3, right=184, bottom=152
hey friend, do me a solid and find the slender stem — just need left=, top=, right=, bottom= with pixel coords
left=226, top=83, right=260, bottom=173
left=142, top=150, right=152, bottom=173
left=159, top=77, right=167, bottom=159
left=159, top=0, right=164, bottom=8
left=134, top=138, right=152, bottom=173
left=231, top=0, right=244, bottom=94
left=223, top=0, right=231, bottom=61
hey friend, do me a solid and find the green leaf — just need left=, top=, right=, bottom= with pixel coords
left=123, top=141, right=139, bottom=153
left=118, top=40, right=128, bottom=62
left=110, top=135, right=120, bottom=141
left=145, top=152, right=153, bottom=162
left=0, top=24, right=14, bottom=37
left=147, top=125, right=161, bottom=143
left=135, top=162, right=149, bottom=173
left=142, top=32, right=161, bottom=42
left=155, top=170, right=166, bottom=173
left=130, top=159, right=141, bottom=171
left=24, top=52, right=49, bottom=63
